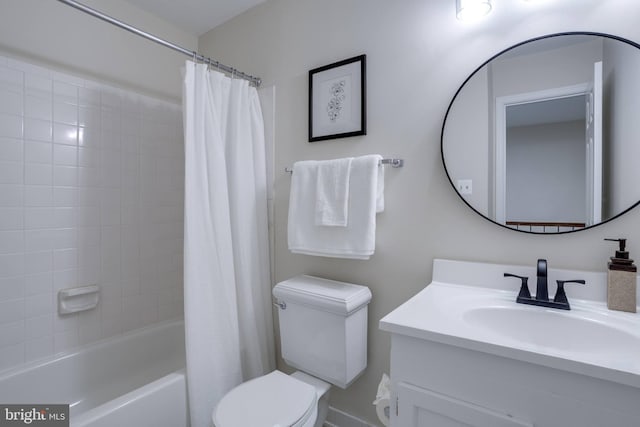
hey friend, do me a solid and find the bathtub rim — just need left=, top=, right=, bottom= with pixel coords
left=0, top=318, right=185, bottom=380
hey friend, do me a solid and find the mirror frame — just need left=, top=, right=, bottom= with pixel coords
left=441, top=31, right=640, bottom=235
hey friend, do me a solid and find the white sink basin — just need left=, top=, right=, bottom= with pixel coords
left=463, top=305, right=640, bottom=354
left=380, top=259, right=640, bottom=389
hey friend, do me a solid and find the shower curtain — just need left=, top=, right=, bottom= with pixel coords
left=182, top=61, right=275, bottom=427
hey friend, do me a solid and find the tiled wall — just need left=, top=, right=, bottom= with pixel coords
left=0, top=53, right=184, bottom=372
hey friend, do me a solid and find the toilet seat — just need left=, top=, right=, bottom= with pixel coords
left=212, top=370, right=317, bottom=427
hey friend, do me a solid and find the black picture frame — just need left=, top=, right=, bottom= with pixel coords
left=308, top=54, right=367, bottom=142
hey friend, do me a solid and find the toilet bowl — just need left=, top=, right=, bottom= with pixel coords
left=212, top=370, right=330, bottom=427
left=212, top=275, right=371, bottom=427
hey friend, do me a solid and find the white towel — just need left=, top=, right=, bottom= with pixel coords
left=288, top=154, right=384, bottom=259
left=315, top=157, right=353, bottom=227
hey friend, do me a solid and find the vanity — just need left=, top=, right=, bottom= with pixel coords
left=380, top=259, right=640, bottom=427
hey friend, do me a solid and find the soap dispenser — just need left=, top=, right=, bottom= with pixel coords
left=605, top=238, right=637, bottom=313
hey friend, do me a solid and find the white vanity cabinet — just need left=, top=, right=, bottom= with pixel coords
left=388, top=333, right=640, bottom=427
left=381, top=259, right=640, bottom=427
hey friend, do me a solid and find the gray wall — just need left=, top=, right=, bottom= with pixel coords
left=603, top=38, right=640, bottom=216
left=0, top=0, right=197, bottom=101
left=198, top=0, right=640, bottom=424
left=506, top=121, right=586, bottom=223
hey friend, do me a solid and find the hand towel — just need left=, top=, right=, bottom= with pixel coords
left=288, top=154, right=384, bottom=259
left=315, top=157, right=353, bottom=227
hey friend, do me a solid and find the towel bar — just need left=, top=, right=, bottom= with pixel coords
left=284, top=158, right=403, bottom=174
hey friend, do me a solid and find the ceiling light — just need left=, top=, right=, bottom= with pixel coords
left=456, top=0, right=492, bottom=21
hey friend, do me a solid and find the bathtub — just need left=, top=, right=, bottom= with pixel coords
left=0, top=320, right=187, bottom=427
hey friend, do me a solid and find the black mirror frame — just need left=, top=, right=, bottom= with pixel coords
left=440, top=31, right=640, bottom=235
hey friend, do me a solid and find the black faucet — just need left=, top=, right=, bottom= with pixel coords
left=504, top=259, right=585, bottom=310
left=536, top=259, right=549, bottom=302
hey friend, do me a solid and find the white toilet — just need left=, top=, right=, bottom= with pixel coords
left=212, top=275, right=372, bottom=427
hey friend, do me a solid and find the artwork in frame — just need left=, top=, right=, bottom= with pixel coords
left=309, top=54, right=366, bottom=142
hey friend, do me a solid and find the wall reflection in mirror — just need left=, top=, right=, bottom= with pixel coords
left=442, top=33, right=640, bottom=234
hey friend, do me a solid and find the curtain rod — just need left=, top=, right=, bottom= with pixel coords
left=55, top=0, right=262, bottom=87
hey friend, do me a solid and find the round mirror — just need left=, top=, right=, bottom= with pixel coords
left=442, top=32, right=640, bottom=234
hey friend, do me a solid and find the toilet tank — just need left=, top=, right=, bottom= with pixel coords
left=273, top=275, right=372, bottom=389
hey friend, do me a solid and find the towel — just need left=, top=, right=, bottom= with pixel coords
left=315, top=157, right=353, bottom=227
left=288, top=154, right=384, bottom=259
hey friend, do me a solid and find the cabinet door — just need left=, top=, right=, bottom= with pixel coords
left=395, top=382, right=532, bottom=427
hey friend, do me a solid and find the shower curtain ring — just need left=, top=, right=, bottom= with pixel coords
left=192, top=51, right=197, bottom=63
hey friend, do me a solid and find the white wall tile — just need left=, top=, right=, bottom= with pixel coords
left=25, top=335, right=53, bottom=362
left=0, top=207, right=24, bottom=231
left=0, top=230, right=24, bottom=254
left=53, top=269, right=77, bottom=292
left=25, top=293, right=53, bottom=318
left=0, top=90, right=23, bottom=116
left=0, top=298, right=25, bottom=324
left=0, top=137, right=23, bottom=162
left=0, top=185, right=23, bottom=208
left=53, top=102, right=78, bottom=126
left=54, top=329, right=78, bottom=353
left=25, top=207, right=54, bottom=229
left=0, top=320, right=24, bottom=347
left=0, top=114, right=23, bottom=139
left=0, top=253, right=24, bottom=278
left=53, top=186, right=78, bottom=207
left=0, top=161, right=23, bottom=184
left=0, top=343, right=24, bottom=371
left=24, top=272, right=52, bottom=296
left=0, top=55, right=184, bottom=373
left=24, top=251, right=52, bottom=275
left=25, top=94, right=52, bottom=121
left=53, top=248, right=77, bottom=271
left=0, top=66, right=23, bottom=93
left=25, top=315, right=53, bottom=340
left=51, top=228, right=77, bottom=250
left=0, top=276, right=24, bottom=301
left=25, top=74, right=52, bottom=92
left=53, top=123, right=77, bottom=146
left=53, top=144, right=77, bottom=166
left=24, top=118, right=51, bottom=141
left=24, top=163, right=52, bottom=185
left=53, top=166, right=77, bottom=187
left=24, top=185, right=52, bottom=207
left=24, top=140, right=52, bottom=164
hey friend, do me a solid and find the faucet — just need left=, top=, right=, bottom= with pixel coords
left=504, top=259, right=585, bottom=310
left=536, top=259, right=548, bottom=302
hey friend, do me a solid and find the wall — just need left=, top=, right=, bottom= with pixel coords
left=0, top=1, right=188, bottom=372
left=0, top=53, right=184, bottom=372
left=442, top=67, right=490, bottom=215
left=506, top=121, right=586, bottom=223
left=198, top=0, right=640, bottom=424
left=0, top=0, right=197, bottom=101
left=602, top=38, right=640, bottom=216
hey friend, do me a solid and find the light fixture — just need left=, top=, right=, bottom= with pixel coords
left=456, top=0, right=492, bottom=21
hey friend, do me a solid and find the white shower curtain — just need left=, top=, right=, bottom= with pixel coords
left=182, top=61, right=275, bottom=427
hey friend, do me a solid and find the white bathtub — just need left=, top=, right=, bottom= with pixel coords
left=0, top=320, right=187, bottom=427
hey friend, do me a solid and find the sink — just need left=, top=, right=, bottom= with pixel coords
left=380, top=259, right=640, bottom=426
left=463, top=305, right=640, bottom=354
left=380, top=259, right=640, bottom=388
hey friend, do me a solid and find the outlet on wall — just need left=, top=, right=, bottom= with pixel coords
left=457, top=179, right=473, bottom=195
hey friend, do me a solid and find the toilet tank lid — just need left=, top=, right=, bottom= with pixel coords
left=273, top=275, right=372, bottom=315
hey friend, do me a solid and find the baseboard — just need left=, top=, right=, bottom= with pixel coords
left=324, top=406, right=380, bottom=427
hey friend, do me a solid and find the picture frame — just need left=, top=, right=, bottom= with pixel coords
left=309, top=54, right=366, bottom=142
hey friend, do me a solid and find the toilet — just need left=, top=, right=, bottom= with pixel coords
left=212, top=275, right=372, bottom=427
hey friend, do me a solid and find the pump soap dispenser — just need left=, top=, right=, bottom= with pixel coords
left=605, top=238, right=637, bottom=313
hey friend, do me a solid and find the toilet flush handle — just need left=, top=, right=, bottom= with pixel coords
left=273, top=300, right=287, bottom=310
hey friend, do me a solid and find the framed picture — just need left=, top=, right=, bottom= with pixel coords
left=309, top=55, right=366, bottom=142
